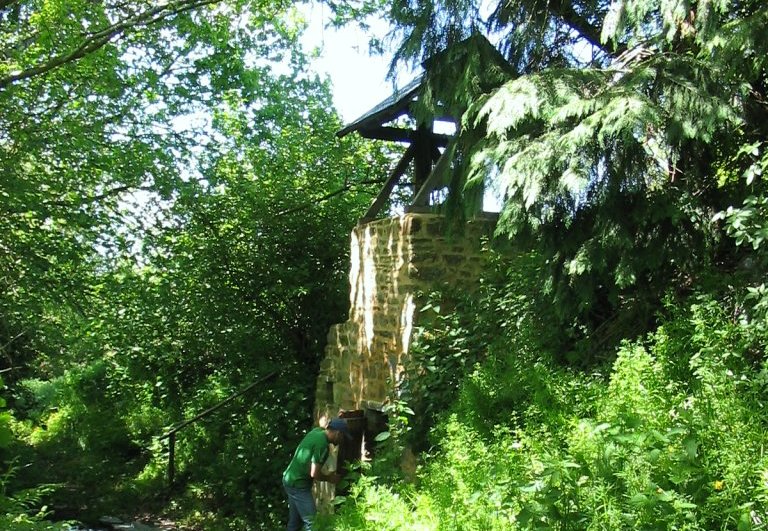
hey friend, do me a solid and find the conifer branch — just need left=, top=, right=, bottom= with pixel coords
left=546, top=0, right=626, bottom=57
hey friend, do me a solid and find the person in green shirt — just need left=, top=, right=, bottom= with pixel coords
left=282, top=418, right=350, bottom=530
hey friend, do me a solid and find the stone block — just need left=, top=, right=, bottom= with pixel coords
left=376, top=330, right=395, bottom=340
left=408, top=217, right=422, bottom=235
left=411, top=266, right=446, bottom=281
left=426, top=220, right=445, bottom=235
left=408, top=235, right=437, bottom=245
left=410, top=250, right=438, bottom=264
left=444, top=254, right=465, bottom=266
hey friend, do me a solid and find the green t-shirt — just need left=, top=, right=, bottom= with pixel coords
left=282, top=427, right=329, bottom=488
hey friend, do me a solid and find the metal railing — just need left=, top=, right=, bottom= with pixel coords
left=158, top=371, right=278, bottom=485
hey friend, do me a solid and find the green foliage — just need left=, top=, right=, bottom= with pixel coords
left=318, top=475, right=438, bottom=530
left=327, top=259, right=768, bottom=529
left=0, top=472, right=61, bottom=531
left=402, top=250, right=551, bottom=446
left=465, top=47, right=740, bottom=341
left=0, top=0, right=386, bottom=527
left=0, top=380, right=13, bottom=451
left=0, top=379, right=64, bottom=529
left=402, top=293, right=486, bottom=449
left=714, top=142, right=768, bottom=326
left=383, top=0, right=610, bottom=75
left=719, top=194, right=768, bottom=250
left=373, top=0, right=768, bottom=353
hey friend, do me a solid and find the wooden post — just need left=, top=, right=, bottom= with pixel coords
left=411, top=138, right=456, bottom=207
left=360, top=144, right=416, bottom=222
left=413, top=124, right=434, bottom=195
left=168, top=432, right=176, bottom=485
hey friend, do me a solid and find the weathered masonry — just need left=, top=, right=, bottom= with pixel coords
left=314, top=213, right=495, bottom=422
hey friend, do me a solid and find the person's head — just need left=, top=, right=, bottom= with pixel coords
left=325, top=417, right=351, bottom=445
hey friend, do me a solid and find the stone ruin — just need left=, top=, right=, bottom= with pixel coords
left=311, top=33, right=509, bottom=504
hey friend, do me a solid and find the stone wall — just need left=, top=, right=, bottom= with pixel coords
left=314, top=213, right=496, bottom=422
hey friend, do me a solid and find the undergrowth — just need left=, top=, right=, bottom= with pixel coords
left=325, top=253, right=768, bottom=530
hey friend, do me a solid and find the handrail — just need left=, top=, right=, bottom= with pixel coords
left=158, top=370, right=278, bottom=485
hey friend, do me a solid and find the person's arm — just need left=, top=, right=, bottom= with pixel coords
left=310, top=461, right=342, bottom=484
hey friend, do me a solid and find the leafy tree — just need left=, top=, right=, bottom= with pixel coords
left=0, top=0, right=290, bottom=380
left=385, top=0, right=621, bottom=74
left=1, top=0, right=387, bottom=525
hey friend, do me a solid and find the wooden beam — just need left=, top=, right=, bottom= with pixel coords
left=336, top=76, right=423, bottom=138
left=357, top=126, right=452, bottom=148
left=358, top=126, right=413, bottom=144
left=411, top=138, right=456, bottom=207
left=431, top=145, right=442, bottom=162
left=360, top=144, right=417, bottom=223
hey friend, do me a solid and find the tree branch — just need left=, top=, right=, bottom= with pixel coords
left=0, top=0, right=20, bottom=12
left=276, top=186, right=352, bottom=217
left=0, top=0, right=223, bottom=89
left=547, top=0, right=626, bottom=57
left=0, top=0, right=13, bottom=8
left=43, top=184, right=155, bottom=209
left=1, top=329, right=26, bottom=350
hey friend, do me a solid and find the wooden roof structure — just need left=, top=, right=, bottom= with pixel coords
left=337, top=73, right=453, bottom=223
left=338, top=34, right=511, bottom=224
left=336, top=75, right=424, bottom=139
